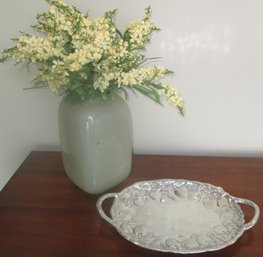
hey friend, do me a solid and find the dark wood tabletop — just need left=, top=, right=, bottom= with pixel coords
left=0, top=151, right=262, bottom=257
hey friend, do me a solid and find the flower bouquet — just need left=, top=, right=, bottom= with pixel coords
left=0, top=0, right=183, bottom=114
left=0, top=0, right=185, bottom=193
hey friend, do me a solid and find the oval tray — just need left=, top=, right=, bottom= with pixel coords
left=97, top=179, right=260, bottom=254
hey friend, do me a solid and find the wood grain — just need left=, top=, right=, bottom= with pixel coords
left=0, top=152, right=262, bottom=257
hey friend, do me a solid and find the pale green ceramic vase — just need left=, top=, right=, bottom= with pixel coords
left=58, top=94, right=133, bottom=194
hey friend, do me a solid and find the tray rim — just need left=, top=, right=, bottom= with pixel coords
left=97, top=178, right=260, bottom=254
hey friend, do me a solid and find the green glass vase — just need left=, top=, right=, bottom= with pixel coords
left=58, top=94, right=133, bottom=194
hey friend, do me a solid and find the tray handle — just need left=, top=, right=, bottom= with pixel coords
left=234, top=197, right=260, bottom=231
left=96, top=193, right=118, bottom=226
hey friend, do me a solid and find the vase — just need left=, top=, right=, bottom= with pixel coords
left=58, top=94, right=133, bottom=194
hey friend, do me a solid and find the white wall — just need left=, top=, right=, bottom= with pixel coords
left=0, top=0, right=262, bottom=190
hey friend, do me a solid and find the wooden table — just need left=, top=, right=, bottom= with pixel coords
left=0, top=152, right=262, bottom=257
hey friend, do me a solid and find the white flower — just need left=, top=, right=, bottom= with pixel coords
left=0, top=0, right=183, bottom=114
left=162, top=84, right=184, bottom=109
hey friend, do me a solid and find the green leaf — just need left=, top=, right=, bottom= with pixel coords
left=105, top=9, right=117, bottom=19
left=132, top=85, right=162, bottom=105
left=64, top=41, right=75, bottom=53
left=127, top=85, right=136, bottom=95
left=116, top=29, right=123, bottom=39
left=0, top=55, right=8, bottom=63
left=23, top=85, right=47, bottom=91
left=138, top=56, right=161, bottom=66
left=119, top=87, right=129, bottom=100
left=150, top=83, right=165, bottom=90
left=178, top=106, right=184, bottom=116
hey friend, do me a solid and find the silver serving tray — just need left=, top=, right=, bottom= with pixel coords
left=97, top=179, right=260, bottom=254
